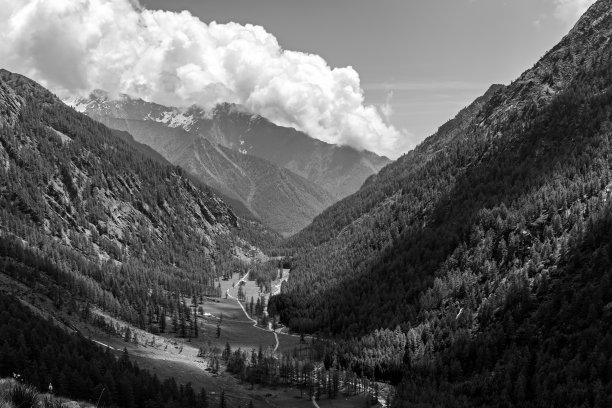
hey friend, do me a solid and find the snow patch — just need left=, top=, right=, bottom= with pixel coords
left=151, top=109, right=195, bottom=130
left=64, top=96, right=88, bottom=113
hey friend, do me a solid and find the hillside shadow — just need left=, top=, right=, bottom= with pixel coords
left=285, top=55, right=612, bottom=337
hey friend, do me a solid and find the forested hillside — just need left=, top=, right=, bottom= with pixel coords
left=0, top=293, right=209, bottom=408
left=0, top=69, right=269, bottom=328
left=270, top=0, right=612, bottom=404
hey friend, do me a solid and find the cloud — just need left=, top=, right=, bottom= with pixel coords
left=379, top=91, right=394, bottom=122
left=553, top=0, right=597, bottom=25
left=0, top=0, right=408, bottom=158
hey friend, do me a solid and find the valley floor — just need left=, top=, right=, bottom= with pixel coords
left=0, top=270, right=374, bottom=408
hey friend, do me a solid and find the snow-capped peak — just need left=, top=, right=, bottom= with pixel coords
left=155, top=110, right=196, bottom=130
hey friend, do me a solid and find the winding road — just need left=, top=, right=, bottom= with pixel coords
left=225, top=271, right=280, bottom=352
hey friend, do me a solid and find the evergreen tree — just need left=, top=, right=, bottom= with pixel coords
left=197, top=388, right=208, bottom=408
left=219, top=390, right=226, bottom=408
left=124, top=327, right=132, bottom=342
left=159, top=309, right=166, bottom=333
left=223, top=342, right=232, bottom=362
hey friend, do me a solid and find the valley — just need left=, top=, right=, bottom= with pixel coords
left=2, top=1, right=612, bottom=407
left=0, top=67, right=385, bottom=407
left=0, top=267, right=378, bottom=408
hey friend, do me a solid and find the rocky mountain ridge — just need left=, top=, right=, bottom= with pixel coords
left=68, top=93, right=391, bottom=201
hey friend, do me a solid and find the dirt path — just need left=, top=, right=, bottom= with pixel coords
left=226, top=271, right=280, bottom=352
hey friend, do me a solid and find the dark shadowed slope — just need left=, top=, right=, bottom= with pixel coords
left=269, top=2, right=612, bottom=405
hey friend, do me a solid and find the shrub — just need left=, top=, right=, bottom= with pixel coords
left=7, top=383, right=38, bottom=408
left=40, top=396, right=63, bottom=408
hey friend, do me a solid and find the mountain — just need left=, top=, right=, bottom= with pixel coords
left=199, top=103, right=392, bottom=200
left=71, top=113, right=334, bottom=236
left=269, top=0, right=612, bottom=405
left=69, top=95, right=391, bottom=200
left=106, top=124, right=263, bottom=225
left=0, top=68, right=274, bottom=325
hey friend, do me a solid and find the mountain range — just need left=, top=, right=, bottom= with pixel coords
left=68, top=93, right=390, bottom=236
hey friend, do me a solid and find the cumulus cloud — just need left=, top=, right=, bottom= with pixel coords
left=0, top=0, right=408, bottom=158
left=553, top=0, right=597, bottom=25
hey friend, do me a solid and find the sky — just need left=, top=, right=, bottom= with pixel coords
left=139, top=0, right=595, bottom=147
left=0, top=0, right=597, bottom=158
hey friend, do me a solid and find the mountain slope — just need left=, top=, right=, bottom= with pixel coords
left=82, top=115, right=334, bottom=236
left=200, top=103, right=392, bottom=199
left=0, top=292, right=209, bottom=408
left=269, top=1, right=612, bottom=404
left=69, top=95, right=391, bottom=200
left=0, top=68, right=271, bottom=325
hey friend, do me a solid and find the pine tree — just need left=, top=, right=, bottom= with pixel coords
left=180, top=315, right=187, bottom=338
left=172, top=312, right=178, bottom=333
left=223, top=342, right=231, bottom=362
left=219, top=390, right=226, bottom=408
left=197, top=388, right=208, bottom=408
left=255, top=298, right=261, bottom=316
left=124, top=327, right=132, bottom=342
left=159, top=309, right=166, bottom=333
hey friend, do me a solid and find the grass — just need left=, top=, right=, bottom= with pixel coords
left=0, top=379, right=60, bottom=408
left=35, top=271, right=314, bottom=408
left=40, top=396, right=63, bottom=408
left=0, top=379, right=90, bottom=408
left=0, top=380, right=37, bottom=408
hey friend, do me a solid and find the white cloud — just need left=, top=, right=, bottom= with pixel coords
left=553, top=0, right=597, bottom=25
left=0, top=0, right=409, bottom=158
left=379, top=91, right=394, bottom=122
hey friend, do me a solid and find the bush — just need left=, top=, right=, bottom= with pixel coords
left=40, top=396, right=63, bottom=408
left=7, top=383, right=38, bottom=408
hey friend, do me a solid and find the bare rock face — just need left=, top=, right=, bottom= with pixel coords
left=0, top=76, right=22, bottom=128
